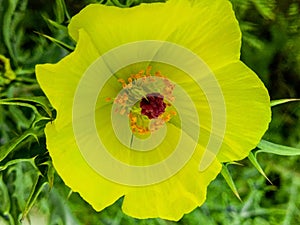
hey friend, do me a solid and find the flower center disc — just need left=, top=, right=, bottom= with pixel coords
left=140, top=93, right=167, bottom=119
left=108, top=66, right=177, bottom=137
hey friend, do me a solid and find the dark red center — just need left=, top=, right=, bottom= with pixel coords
left=140, top=93, right=166, bottom=119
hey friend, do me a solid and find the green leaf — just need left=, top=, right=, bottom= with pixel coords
left=251, top=0, right=275, bottom=20
left=55, top=0, right=70, bottom=22
left=8, top=105, right=34, bottom=130
left=6, top=162, right=38, bottom=222
left=0, top=127, right=41, bottom=162
left=21, top=175, right=48, bottom=221
left=0, top=96, right=53, bottom=118
left=2, top=0, right=19, bottom=65
left=2, top=0, right=29, bottom=66
left=221, top=164, right=241, bottom=201
left=47, top=188, right=80, bottom=225
left=0, top=157, right=38, bottom=171
left=0, top=100, right=41, bottom=117
left=270, top=98, right=300, bottom=107
left=54, top=0, right=66, bottom=23
left=248, top=152, right=272, bottom=184
left=257, top=139, right=300, bottom=156
left=39, top=160, right=55, bottom=188
left=0, top=174, right=15, bottom=225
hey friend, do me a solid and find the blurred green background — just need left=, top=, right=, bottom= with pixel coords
left=0, top=0, right=299, bottom=224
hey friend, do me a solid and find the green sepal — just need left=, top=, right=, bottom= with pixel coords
left=270, top=98, right=300, bottom=107
left=221, top=164, right=242, bottom=201
left=257, top=139, right=300, bottom=156
left=248, top=152, right=272, bottom=184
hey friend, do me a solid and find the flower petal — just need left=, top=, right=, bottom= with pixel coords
left=36, top=29, right=127, bottom=210
left=214, top=61, right=271, bottom=162
left=68, top=0, right=240, bottom=70
left=45, top=122, right=127, bottom=211
left=36, top=29, right=100, bottom=129
left=122, top=131, right=222, bottom=220
left=167, top=0, right=241, bottom=70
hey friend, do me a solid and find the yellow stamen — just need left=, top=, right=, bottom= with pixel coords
left=129, top=113, right=150, bottom=135
left=146, top=66, right=152, bottom=76
left=118, top=78, right=125, bottom=83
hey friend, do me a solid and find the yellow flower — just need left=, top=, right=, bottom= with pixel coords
left=36, top=0, right=271, bottom=221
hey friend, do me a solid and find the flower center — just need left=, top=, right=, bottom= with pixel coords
left=108, top=66, right=177, bottom=136
left=140, top=93, right=166, bottom=119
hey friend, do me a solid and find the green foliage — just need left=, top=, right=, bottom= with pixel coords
left=257, top=139, right=300, bottom=156
left=231, top=0, right=300, bottom=99
left=248, top=152, right=272, bottom=184
left=221, top=164, right=242, bottom=201
left=0, top=0, right=299, bottom=224
left=270, top=98, right=300, bottom=107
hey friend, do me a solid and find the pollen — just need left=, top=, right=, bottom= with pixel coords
left=129, top=113, right=150, bottom=135
left=109, top=66, right=177, bottom=136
